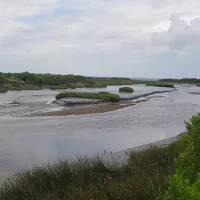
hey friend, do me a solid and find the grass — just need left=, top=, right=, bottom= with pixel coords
left=146, top=83, right=175, bottom=88
left=49, top=84, right=107, bottom=90
left=4, top=83, right=41, bottom=91
left=119, top=87, right=134, bottom=93
left=95, top=80, right=133, bottom=85
left=55, top=92, right=120, bottom=102
left=85, top=83, right=107, bottom=88
left=0, top=139, right=186, bottom=200
left=20, top=84, right=41, bottom=90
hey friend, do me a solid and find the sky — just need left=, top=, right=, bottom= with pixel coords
left=0, top=0, right=200, bottom=78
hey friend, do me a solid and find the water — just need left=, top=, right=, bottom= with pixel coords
left=0, top=85, right=200, bottom=178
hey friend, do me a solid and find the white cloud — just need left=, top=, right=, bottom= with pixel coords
left=0, top=0, right=200, bottom=77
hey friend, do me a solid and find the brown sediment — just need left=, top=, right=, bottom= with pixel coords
left=189, top=92, right=200, bottom=95
left=28, top=102, right=136, bottom=117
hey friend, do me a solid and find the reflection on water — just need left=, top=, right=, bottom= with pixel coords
left=0, top=85, right=200, bottom=178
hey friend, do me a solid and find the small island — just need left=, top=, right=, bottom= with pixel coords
left=119, top=87, right=134, bottom=93
left=55, top=92, right=120, bottom=105
left=146, top=83, right=175, bottom=88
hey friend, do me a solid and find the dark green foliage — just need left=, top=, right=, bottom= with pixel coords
left=0, top=72, right=136, bottom=91
left=146, top=83, right=175, bottom=88
left=160, top=78, right=200, bottom=85
left=164, top=113, right=200, bottom=199
left=55, top=92, right=120, bottom=102
left=85, top=83, right=107, bottom=88
left=0, top=139, right=185, bottom=200
left=119, top=87, right=134, bottom=93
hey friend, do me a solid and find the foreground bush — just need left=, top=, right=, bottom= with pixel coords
left=119, top=87, right=134, bottom=93
left=164, top=113, right=200, bottom=199
left=0, top=139, right=185, bottom=200
left=146, top=83, right=175, bottom=88
left=55, top=92, right=120, bottom=102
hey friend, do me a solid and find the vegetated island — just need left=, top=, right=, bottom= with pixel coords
left=119, top=87, right=134, bottom=93
left=55, top=92, right=120, bottom=104
left=146, top=82, right=175, bottom=88
left=1, top=113, right=200, bottom=200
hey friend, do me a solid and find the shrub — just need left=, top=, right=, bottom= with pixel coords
left=164, top=113, right=200, bottom=199
left=55, top=92, right=120, bottom=102
left=119, top=87, right=134, bottom=93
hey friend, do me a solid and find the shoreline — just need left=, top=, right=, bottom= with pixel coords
left=112, top=133, right=185, bottom=162
left=111, top=134, right=183, bottom=163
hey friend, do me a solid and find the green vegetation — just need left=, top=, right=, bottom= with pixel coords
left=160, top=78, right=200, bottom=85
left=119, top=87, right=134, bottom=93
left=95, top=80, right=133, bottom=85
left=55, top=92, right=120, bottom=102
left=146, top=82, right=175, bottom=88
left=0, top=72, right=135, bottom=91
left=85, top=83, right=107, bottom=88
left=0, top=138, right=186, bottom=200
left=164, top=113, right=200, bottom=199
left=3, top=112, right=200, bottom=200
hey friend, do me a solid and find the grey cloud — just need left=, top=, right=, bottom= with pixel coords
left=152, top=15, right=200, bottom=50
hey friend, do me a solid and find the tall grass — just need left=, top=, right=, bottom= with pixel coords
left=55, top=92, right=120, bottom=102
left=0, top=139, right=185, bottom=200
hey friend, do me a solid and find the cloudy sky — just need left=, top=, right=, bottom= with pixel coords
left=0, top=0, right=200, bottom=78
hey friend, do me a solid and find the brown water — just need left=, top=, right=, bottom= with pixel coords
left=0, top=85, right=200, bottom=179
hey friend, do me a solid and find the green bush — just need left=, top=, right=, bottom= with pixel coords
left=55, top=92, right=120, bottom=102
left=0, top=139, right=185, bottom=200
left=119, top=87, right=134, bottom=93
left=146, top=83, right=175, bottom=88
left=164, top=113, right=200, bottom=199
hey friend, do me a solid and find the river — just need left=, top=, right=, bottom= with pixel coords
left=0, top=84, right=200, bottom=178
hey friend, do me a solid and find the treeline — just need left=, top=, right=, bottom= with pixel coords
left=0, top=72, right=136, bottom=91
left=160, top=78, right=200, bottom=84
left=0, top=72, right=87, bottom=86
left=0, top=72, right=133, bottom=86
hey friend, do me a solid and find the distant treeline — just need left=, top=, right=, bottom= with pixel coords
left=160, top=78, right=200, bottom=84
left=0, top=72, right=134, bottom=91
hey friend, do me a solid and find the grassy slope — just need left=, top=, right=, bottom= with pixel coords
left=55, top=92, right=120, bottom=102
left=0, top=139, right=185, bottom=200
